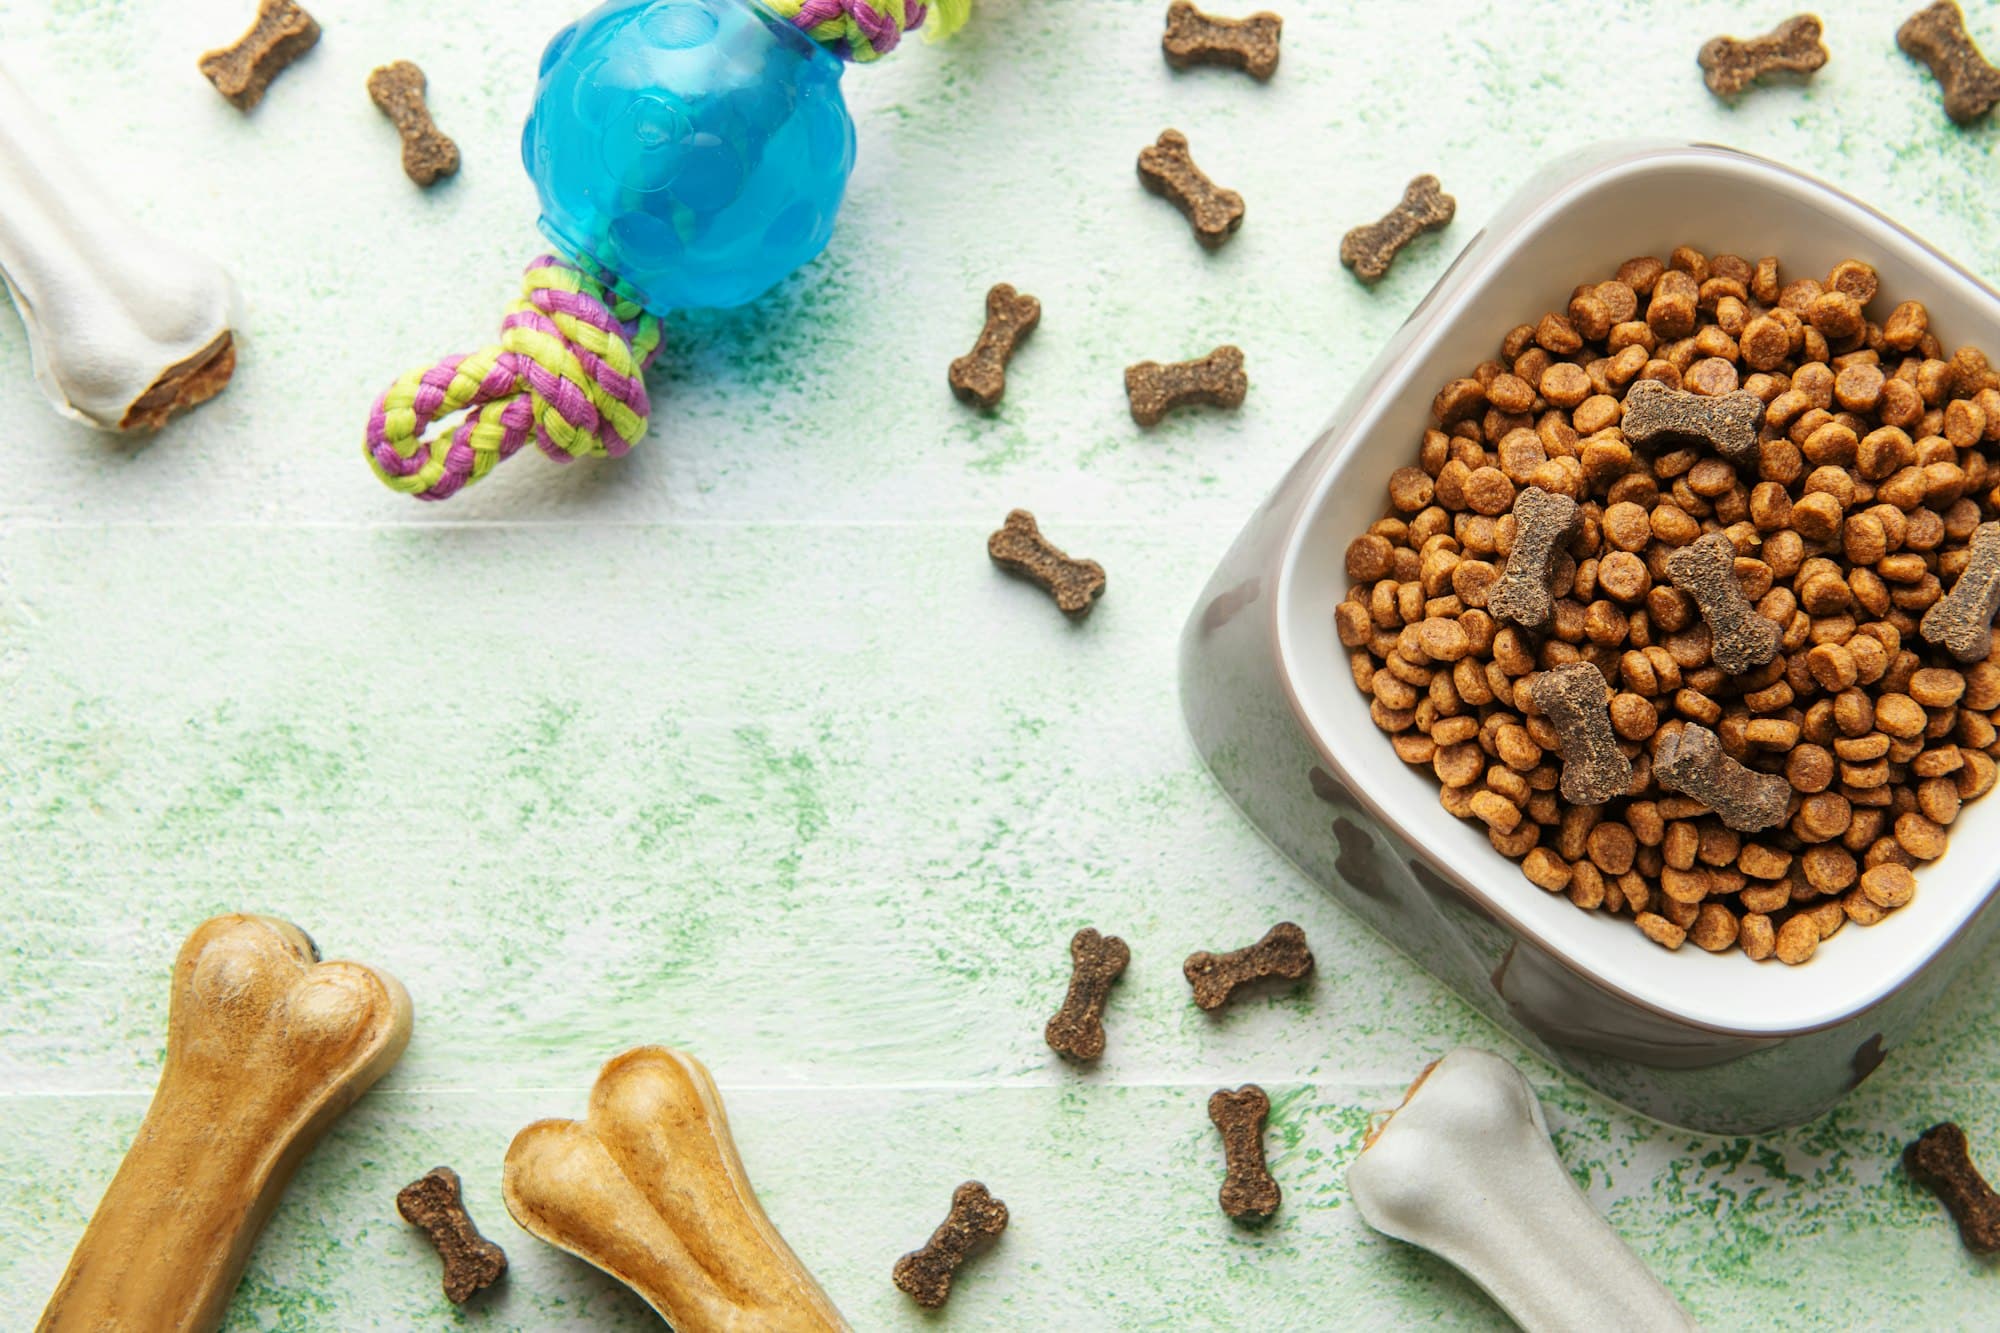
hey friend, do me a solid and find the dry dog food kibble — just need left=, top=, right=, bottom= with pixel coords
left=1208, top=1085, right=1281, bottom=1220
left=368, top=62, right=460, bottom=187
left=1162, top=1, right=1282, bottom=79
left=200, top=0, right=320, bottom=111
left=950, top=284, right=1041, bottom=409
left=397, top=1166, right=508, bottom=1304
left=1337, top=247, right=2000, bottom=961
left=1044, top=927, right=1129, bottom=1059
left=1126, top=345, right=1249, bottom=425
left=1899, top=1, right=2000, bottom=125
left=1183, top=922, right=1314, bottom=1010
left=1905, top=1122, right=2000, bottom=1253
left=1340, top=175, right=1456, bottom=284
left=1698, top=13, right=1829, bottom=98
left=892, top=1181, right=1009, bottom=1308
left=1138, top=129, right=1245, bottom=249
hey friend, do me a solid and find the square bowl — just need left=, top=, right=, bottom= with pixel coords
left=1181, top=142, right=2000, bottom=1133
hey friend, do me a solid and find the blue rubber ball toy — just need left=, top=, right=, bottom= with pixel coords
left=523, top=0, right=858, bottom=312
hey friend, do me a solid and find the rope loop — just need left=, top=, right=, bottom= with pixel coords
left=768, top=0, right=930, bottom=61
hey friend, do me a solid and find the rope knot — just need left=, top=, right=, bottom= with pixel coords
left=772, top=0, right=929, bottom=60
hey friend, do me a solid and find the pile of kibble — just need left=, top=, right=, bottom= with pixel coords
left=1338, top=248, right=2000, bottom=963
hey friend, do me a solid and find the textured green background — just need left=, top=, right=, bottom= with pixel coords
left=3, top=0, right=1999, bottom=1327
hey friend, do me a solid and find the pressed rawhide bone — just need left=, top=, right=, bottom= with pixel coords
left=1183, top=922, right=1314, bottom=1011
left=0, top=64, right=236, bottom=431
left=1905, top=1122, right=2000, bottom=1254
left=1348, top=1050, right=1698, bottom=1332
left=199, top=0, right=321, bottom=111
left=1487, top=486, right=1579, bottom=631
left=891, top=1182, right=1008, bottom=1308
left=988, top=510, right=1107, bottom=617
left=368, top=63, right=460, bottom=187
left=1044, top=926, right=1130, bottom=1060
left=949, top=283, right=1041, bottom=408
left=1125, top=344, right=1249, bottom=426
left=397, top=1167, right=507, bottom=1304
left=1699, top=14, right=1829, bottom=97
left=1209, top=1085, right=1281, bottom=1220
left=1654, top=722, right=1792, bottom=833
left=1921, top=520, right=2000, bottom=662
left=1339, top=175, right=1455, bottom=283
left=1619, top=377, right=1767, bottom=465
left=1666, top=532, right=1783, bottom=674
left=1137, top=129, right=1245, bottom=249
left=1161, top=1, right=1283, bottom=79
left=503, top=1046, right=847, bottom=1331
left=1900, top=1, right=2000, bottom=124
left=1529, top=664, right=1633, bottom=806
left=39, top=915, right=411, bottom=1333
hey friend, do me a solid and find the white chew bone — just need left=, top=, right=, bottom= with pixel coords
left=0, top=62, right=237, bottom=430
left=1347, top=1049, right=1700, bottom=1332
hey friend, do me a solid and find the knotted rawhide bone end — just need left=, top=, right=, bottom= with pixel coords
left=1529, top=664, right=1633, bottom=806
left=1183, top=922, right=1314, bottom=1011
left=1044, top=926, right=1129, bottom=1060
left=40, top=915, right=411, bottom=1333
left=949, top=283, right=1041, bottom=408
left=1125, top=344, right=1248, bottom=426
left=368, top=62, right=460, bottom=187
left=503, top=1046, right=848, bottom=1331
left=1620, top=377, right=1767, bottom=465
left=1900, top=1, right=2000, bottom=124
left=1922, top=520, right=2000, bottom=662
left=1137, top=129, right=1245, bottom=249
left=1699, top=13, right=1829, bottom=97
left=199, top=0, right=321, bottom=111
left=1654, top=722, right=1792, bottom=833
left=1905, top=1122, right=2000, bottom=1254
left=397, top=1167, right=507, bottom=1304
left=1339, top=175, right=1455, bottom=283
left=988, top=509, right=1106, bottom=617
left=1209, top=1085, right=1281, bottom=1221
left=891, top=1181, right=1008, bottom=1309
left=1486, top=486, right=1579, bottom=631
left=1162, top=1, right=1283, bottom=79
left=1666, top=531, right=1783, bottom=674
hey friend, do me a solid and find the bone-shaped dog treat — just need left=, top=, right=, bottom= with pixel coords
left=397, top=1167, right=507, bottom=1304
left=503, top=1046, right=847, bottom=1332
left=1905, top=1122, right=2000, bottom=1254
left=1922, top=520, right=2000, bottom=662
left=1699, top=13, right=1829, bottom=96
left=1137, top=129, right=1245, bottom=249
left=1125, top=344, right=1248, bottom=426
left=1654, top=722, right=1791, bottom=833
left=1620, top=377, right=1767, bottom=465
left=891, top=1181, right=1008, bottom=1308
left=1900, top=1, right=2000, bottom=124
left=949, top=283, right=1040, bottom=408
left=199, top=0, right=321, bottom=111
left=1044, top=926, right=1129, bottom=1061
left=39, top=915, right=411, bottom=1333
left=1183, top=922, right=1314, bottom=1010
left=1339, top=175, right=1456, bottom=283
left=368, top=62, right=460, bottom=188
left=1667, top=532, right=1783, bottom=673
left=1162, top=1, right=1283, bottom=79
left=988, top=509, right=1106, bottom=617
left=1487, top=486, right=1579, bottom=632
left=1209, top=1085, right=1281, bottom=1220
left=1530, top=664, right=1634, bottom=806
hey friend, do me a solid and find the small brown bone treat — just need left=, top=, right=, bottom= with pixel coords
left=1137, top=129, right=1245, bottom=249
left=988, top=509, right=1106, bottom=617
left=199, top=0, right=321, bottom=111
left=1339, top=175, right=1456, bottom=283
left=1900, top=1, right=2000, bottom=124
left=1922, top=519, right=2000, bottom=662
left=1619, top=377, right=1767, bottom=465
left=1125, top=344, right=1249, bottom=426
left=1699, top=14, right=1829, bottom=97
left=1905, top=1122, right=2000, bottom=1253
left=949, top=283, right=1040, bottom=408
left=1487, top=486, right=1580, bottom=631
left=1162, top=1, right=1282, bottom=79
left=1209, top=1085, right=1281, bottom=1220
left=368, top=62, right=460, bottom=187
left=1044, top=926, right=1129, bottom=1060
left=1654, top=723, right=1792, bottom=833
left=1184, top=922, right=1314, bottom=1010
left=892, top=1181, right=1007, bottom=1308
left=1529, top=664, right=1634, bottom=806
left=398, top=1167, right=508, bottom=1304
left=1667, top=532, right=1783, bottom=673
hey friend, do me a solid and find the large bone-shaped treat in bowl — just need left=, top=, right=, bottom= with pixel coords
left=39, top=914, right=412, bottom=1332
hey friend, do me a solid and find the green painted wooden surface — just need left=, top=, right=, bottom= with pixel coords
left=3, top=0, right=1999, bottom=1326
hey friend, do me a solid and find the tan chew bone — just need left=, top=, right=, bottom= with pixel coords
left=1125, top=344, right=1248, bottom=426
left=1137, top=129, right=1245, bottom=249
left=1183, top=922, right=1314, bottom=1010
left=1905, top=1122, right=2000, bottom=1254
left=1162, top=1, right=1282, bottom=79
left=1654, top=722, right=1792, bottom=833
left=950, top=283, right=1041, bottom=408
left=503, top=1046, right=847, bottom=1332
left=1209, top=1085, right=1281, bottom=1220
left=1666, top=532, right=1783, bottom=674
left=1620, top=377, right=1767, bottom=465
left=1339, top=175, right=1455, bottom=283
left=367, top=62, right=460, bottom=187
left=1530, top=664, right=1633, bottom=806
left=988, top=509, right=1106, bottom=617
left=38, top=915, right=412, bottom=1333
left=1699, top=14, right=1829, bottom=97
left=1921, top=519, right=2000, bottom=662
left=1487, top=486, right=1580, bottom=631
left=397, top=1167, right=507, bottom=1304
left=199, top=0, right=321, bottom=111
left=1044, top=926, right=1130, bottom=1060
left=891, top=1182, right=1009, bottom=1308
left=1899, top=1, right=2000, bottom=124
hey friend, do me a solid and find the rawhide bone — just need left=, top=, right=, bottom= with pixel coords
left=1905, top=1122, right=2000, bottom=1254
left=39, top=915, right=411, bottom=1332
left=1162, top=1, right=1283, bottom=79
left=1044, top=926, right=1129, bottom=1061
left=1530, top=664, right=1633, bottom=806
left=988, top=509, right=1106, bottom=617
left=1921, top=519, right=2000, bottom=662
left=398, top=1167, right=507, bottom=1304
left=1339, top=175, right=1455, bottom=283
left=199, top=0, right=321, bottom=111
left=1699, top=13, right=1829, bottom=97
left=1900, top=1, right=2000, bottom=124
left=368, top=62, right=460, bottom=188
left=1666, top=532, right=1783, bottom=674
left=1654, top=722, right=1792, bottom=833
left=950, top=283, right=1041, bottom=408
left=1137, top=129, right=1244, bottom=249
left=1487, top=486, right=1579, bottom=631
left=1619, top=377, right=1766, bottom=465
left=1209, top=1085, right=1281, bottom=1220
left=1183, top=922, right=1314, bottom=1011
left=503, top=1046, right=847, bottom=1331
left=891, top=1181, right=1008, bottom=1309
left=1125, top=344, right=1248, bottom=426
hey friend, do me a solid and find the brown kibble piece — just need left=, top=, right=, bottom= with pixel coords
left=1162, top=1, right=1282, bottom=79
left=1340, top=175, right=1456, bottom=284
left=950, top=284, right=1041, bottom=409
left=1044, top=927, right=1129, bottom=1060
left=199, top=0, right=320, bottom=110
left=1184, top=922, right=1314, bottom=1011
left=1655, top=723, right=1792, bottom=832
left=1620, top=378, right=1766, bottom=465
left=1921, top=520, right=2000, bottom=661
left=1775, top=912, right=1820, bottom=964
left=367, top=62, right=459, bottom=187
left=1904, top=1123, right=2000, bottom=1254
left=893, top=1181, right=1008, bottom=1308
left=1530, top=664, right=1634, bottom=806
left=1666, top=532, right=1783, bottom=673
left=1125, top=345, right=1249, bottom=426
left=1488, top=487, right=1581, bottom=630
left=397, top=1167, right=507, bottom=1304
left=1636, top=911, right=1687, bottom=949
left=1209, top=1085, right=1281, bottom=1220
left=1699, top=14, right=1829, bottom=97
left=989, top=510, right=1106, bottom=618
left=1899, top=1, right=2000, bottom=124
left=1860, top=861, right=1918, bottom=908
left=1138, top=129, right=1244, bottom=248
